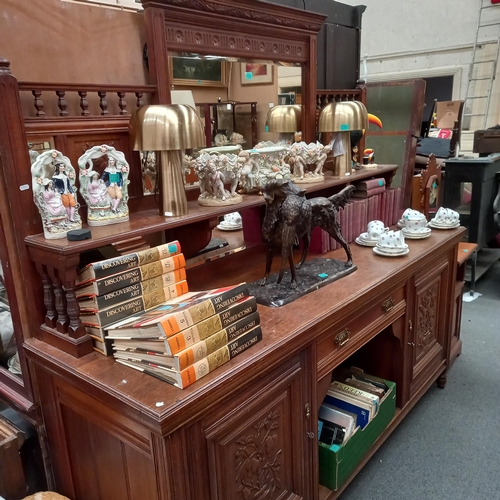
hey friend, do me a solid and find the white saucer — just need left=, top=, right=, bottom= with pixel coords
left=428, top=220, right=460, bottom=229
left=355, top=236, right=377, bottom=247
left=402, top=227, right=431, bottom=239
left=217, top=223, right=242, bottom=231
left=373, top=246, right=410, bottom=257
left=397, top=220, right=405, bottom=228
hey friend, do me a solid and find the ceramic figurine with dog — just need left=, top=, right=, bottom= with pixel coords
left=78, top=145, right=130, bottom=226
left=31, top=149, right=82, bottom=239
left=288, top=142, right=331, bottom=184
left=260, top=179, right=355, bottom=288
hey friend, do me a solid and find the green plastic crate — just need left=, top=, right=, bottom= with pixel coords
left=318, top=379, right=396, bottom=491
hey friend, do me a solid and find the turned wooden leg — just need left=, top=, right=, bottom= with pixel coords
left=437, top=372, right=447, bottom=389
left=36, top=263, right=57, bottom=328
left=64, top=284, right=86, bottom=339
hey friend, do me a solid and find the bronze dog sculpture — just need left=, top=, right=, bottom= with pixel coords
left=260, top=179, right=355, bottom=288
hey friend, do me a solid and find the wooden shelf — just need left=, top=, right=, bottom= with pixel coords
left=24, top=165, right=397, bottom=257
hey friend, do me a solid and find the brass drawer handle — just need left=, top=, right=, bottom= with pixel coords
left=382, top=298, right=395, bottom=313
left=334, top=329, right=350, bottom=347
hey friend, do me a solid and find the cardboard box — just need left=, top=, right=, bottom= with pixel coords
left=436, top=101, right=462, bottom=130
left=318, top=379, right=396, bottom=491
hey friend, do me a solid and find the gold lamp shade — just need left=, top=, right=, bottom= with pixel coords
left=318, top=101, right=368, bottom=132
left=129, top=104, right=205, bottom=217
left=265, top=105, right=302, bottom=132
left=129, top=104, right=205, bottom=151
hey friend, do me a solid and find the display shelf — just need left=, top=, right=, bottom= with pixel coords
left=25, top=165, right=397, bottom=257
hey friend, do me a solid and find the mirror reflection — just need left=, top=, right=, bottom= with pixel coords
left=142, top=56, right=302, bottom=196
left=0, top=259, right=21, bottom=377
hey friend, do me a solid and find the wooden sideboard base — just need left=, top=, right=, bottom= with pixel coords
left=40, top=326, right=94, bottom=358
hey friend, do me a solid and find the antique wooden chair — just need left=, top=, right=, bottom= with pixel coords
left=412, top=153, right=442, bottom=218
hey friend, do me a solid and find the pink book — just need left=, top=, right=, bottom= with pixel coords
left=353, top=199, right=363, bottom=240
left=309, top=227, right=330, bottom=254
left=346, top=201, right=354, bottom=243
left=355, top=178, right=386, bottom=191
left=240, top=207, right=263, bottom=244
left=360, top=198, right=368, bottom=235
left=393, top=188, right=402, bottom=224
left=387, top=188, right=395, bottom=227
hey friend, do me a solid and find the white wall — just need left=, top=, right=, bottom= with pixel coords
left=340, top=0, right=500, bottom=140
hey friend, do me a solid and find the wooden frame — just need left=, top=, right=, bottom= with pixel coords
left=142, top=0, right=326, bottom=143
left=170, top=56, right=229, bottom=87
left=240, top=62, right=273, bottom=85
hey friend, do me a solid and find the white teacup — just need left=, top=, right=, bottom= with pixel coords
left=404, top=215, right=428, bottom=233
left=366, top=220, right=388, bottom=240
left=399, top=209, right=425, bottom=228
left=377, top=230, right=407, bottom=253
left=434, top=207, right=459, bottom=226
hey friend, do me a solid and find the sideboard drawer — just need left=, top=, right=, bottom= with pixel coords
left=317, top=286, right=406, bottom=378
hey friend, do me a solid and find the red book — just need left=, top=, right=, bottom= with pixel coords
left=387, top=188, right=395, bottom=227
left=351, top=185, right=386, bottom=198
left=360, top=198, right=368, bottom=235
left=309, top=227, right=330, bottom=254
left=240, top=207, right=263, bottom=244
left=355, top=178, right=386, bottom=191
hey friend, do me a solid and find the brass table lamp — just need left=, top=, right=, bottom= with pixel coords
left=318, top=101, right=368, bottom=176
left=265, top=104, right=302, bottom=144
left=129, top=104, right=205, bottom=216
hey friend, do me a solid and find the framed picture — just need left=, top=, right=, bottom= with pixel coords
left=170, top=57, right=228, bottom=87
left=240, top=63, right=274, bottom=85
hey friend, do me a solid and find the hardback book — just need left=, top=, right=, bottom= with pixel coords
left=76, top=240, right=181, bottom=283
left=318, top=403, right=356, bottom=442
left=113, top=311, right=260, bottom=371
left=162, top=298, right=258, bottom=354
left=324, top=390, right=372, bottom=429
left=78, top=268, right=187, bottom=312
left=106, top=283, right=250, bottom=339
left=80, top=280, right=189, bottom=329
left=344, top=377, right=386, bottom=398
left=351, top=185, right=386, bottom=198
left=354, top=178, right=386, bottom=191
left=115, top=324, right=263, bottom=389
left=318, top=419, right=346, bottom=446
left=109, top=304, right=259, bottom=352
left=330, top=380, right=379, bottom=414
left=92, top=337, right=113, bottom=356
left=76, top=265, right=186, bottom=299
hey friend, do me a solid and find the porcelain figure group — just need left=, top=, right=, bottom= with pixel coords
left=31, top=145, right=130, bottom=239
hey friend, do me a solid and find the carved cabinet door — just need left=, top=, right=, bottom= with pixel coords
left=198, top=354, right=313, bottom=500
left=407, top=258, right=451, bottom=398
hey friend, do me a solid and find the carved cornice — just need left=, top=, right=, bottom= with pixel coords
left=145, top=0, right=324, bottom=32
left=166, top=27, right=306, bottom=61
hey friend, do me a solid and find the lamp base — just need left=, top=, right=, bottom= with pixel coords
left=333, top=132, right=352, bottom=177
left=159, top=150, right=188, bottom=217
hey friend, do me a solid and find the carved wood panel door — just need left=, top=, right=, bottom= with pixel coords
left=408, top=258, right=450, bottom=398
left=200, top=354, right=312, bottom=500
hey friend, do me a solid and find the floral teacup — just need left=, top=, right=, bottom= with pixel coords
left=377, top=230, right=408, bottom=253
left=433, top=207, right=460, bottom=226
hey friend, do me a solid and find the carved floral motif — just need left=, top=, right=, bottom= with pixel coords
left=157, top=0, right=324, bottom=31
left=235, top=410, right=282, bottom=499
left=417, top=284, right=438, bottom=353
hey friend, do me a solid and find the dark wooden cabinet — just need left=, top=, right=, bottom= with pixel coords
left=23, top=228, right=464, bottom=500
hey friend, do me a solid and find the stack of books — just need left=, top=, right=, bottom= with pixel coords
left=107, top=282, right=262, bottom=389
left=75, top=240, right=187, bottom=350
left=318, top=369, right=391, bottom=446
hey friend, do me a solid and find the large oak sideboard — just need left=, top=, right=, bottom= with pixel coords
left=24, top=227, right=464, bottom=500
